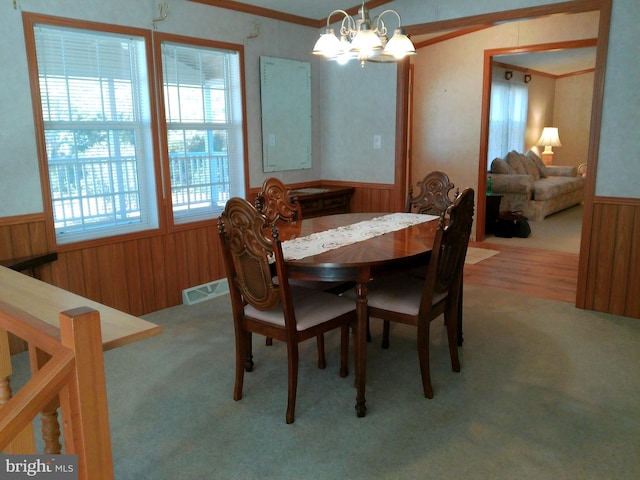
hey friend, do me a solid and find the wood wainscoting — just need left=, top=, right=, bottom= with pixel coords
left=577, top=198, right=640, bottom=319
left=0, top=182, right=397, bottom=317
left=0, top=214, right=224, bottom=316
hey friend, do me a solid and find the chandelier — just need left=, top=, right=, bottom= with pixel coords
left=312, top=1, right=416, bottom=67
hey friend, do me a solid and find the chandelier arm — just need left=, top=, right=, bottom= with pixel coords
left=325, top=9, right=351, bottom=28
left=323, top=9, right=357, bottom=38
left=375, top=18, right=387, bottom=37
left=375, top=9, right=402, bottom=32
left=340, top=16, right=356, bottom=38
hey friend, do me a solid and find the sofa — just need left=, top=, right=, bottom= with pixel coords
left=488, top=150, right=585, bottom=221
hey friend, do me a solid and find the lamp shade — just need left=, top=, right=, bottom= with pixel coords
left=350, top=26, right=383, bottom=53
left=383, top=28, right=417, bottom=59
left=536, top=127, right=562, bottom=148
left=312, top=28, right=341, bottom=57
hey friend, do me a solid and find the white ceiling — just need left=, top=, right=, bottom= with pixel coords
left=211, top=1, right=596, bottom=76
left=494, top=48, right=596, bottom=77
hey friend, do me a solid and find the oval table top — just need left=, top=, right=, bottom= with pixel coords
left=276, top=212, right=439, bottom=282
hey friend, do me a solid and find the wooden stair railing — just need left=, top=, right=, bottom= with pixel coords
left=0, top=301, right=114, bottom=479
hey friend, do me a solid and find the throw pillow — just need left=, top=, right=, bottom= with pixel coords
left=506, top=150, right=528, bottom=175
left=526, top=150, right=548, bottom=178
left=491, top=157, right=514, bottom=174
left=522, top=155, right=541, bottom=180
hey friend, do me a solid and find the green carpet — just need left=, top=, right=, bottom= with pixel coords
left=96, top=284, right=640, bottom=479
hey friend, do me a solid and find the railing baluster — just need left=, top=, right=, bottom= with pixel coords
left=41, top=406, right=62, bottom=454
left=30, top=347, right=62, bottom=454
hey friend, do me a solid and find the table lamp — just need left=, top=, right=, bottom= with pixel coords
left=536, top=127, right=562, bottom=165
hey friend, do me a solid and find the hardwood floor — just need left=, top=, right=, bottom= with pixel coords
left=464, top=242, right=579, bottom=304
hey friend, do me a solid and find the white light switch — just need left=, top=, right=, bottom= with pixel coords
left=373, top=135, right=381, bottom=149
left=269, top=133, right=276, bottom=146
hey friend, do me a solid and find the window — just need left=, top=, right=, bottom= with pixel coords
left=487, top=78, right=528, bottom=163
left=26, top=16, right=246, bottom=245
left=32, top=23, right=158, bottom=244
left=159, top=41, right=245, bottom=224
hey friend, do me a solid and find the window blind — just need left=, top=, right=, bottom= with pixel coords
left=161, top=42, right=244, bottom=223
left=34, top=24, right=158, bottom=243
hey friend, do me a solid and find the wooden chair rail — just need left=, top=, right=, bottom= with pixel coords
left=0, top=304, right=114, bottom=479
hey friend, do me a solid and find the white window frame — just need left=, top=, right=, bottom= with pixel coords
left=157, top=37, right=245, bottom=225
left=28, top=19, right=160, bottom=245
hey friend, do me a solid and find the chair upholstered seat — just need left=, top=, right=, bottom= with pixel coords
left=363, top=276, right=448, bottom=317
left=245, top=286, right=356, bottom=330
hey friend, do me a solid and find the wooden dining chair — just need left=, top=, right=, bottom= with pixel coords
left=406, top=171, right=457, bottom=216
left=361, top=173, right=458, bottom=345
left=354, top=188, right=474, bottom=398
left=218, top=197, right=356, bottom=424
left=256, top=177, right=347, bottom=353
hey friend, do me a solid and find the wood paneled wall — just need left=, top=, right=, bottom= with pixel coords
left=577, top=199, right=640, bottom=319
left=0, top=183, right=396, bottom=316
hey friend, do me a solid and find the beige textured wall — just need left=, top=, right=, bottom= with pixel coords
left=552, top=73, right=595, bottom=168
left=525, top=75, right=556, bottom=153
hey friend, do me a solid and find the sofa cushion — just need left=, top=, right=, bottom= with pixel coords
left=546, top=165, right=577, bottom=177
left=526, top=150, right=548, bottom=178
left=491, top=157, right=514, bottom=174
left=506, top=150, right=529, bottom=175
left=534, top=176, right=586, bottom=201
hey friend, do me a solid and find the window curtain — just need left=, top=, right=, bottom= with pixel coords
left=487, top=79, right=529, bottom=165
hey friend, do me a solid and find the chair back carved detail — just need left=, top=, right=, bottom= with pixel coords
left=406, top=171, right=456, bottom=216
left=255, top=177, right=302, bottom=225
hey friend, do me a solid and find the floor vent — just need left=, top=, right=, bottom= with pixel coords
left=182, top=279, right=229, bottom=305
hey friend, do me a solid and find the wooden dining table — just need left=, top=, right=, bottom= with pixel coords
left=276, top=212, right=439, bottom=417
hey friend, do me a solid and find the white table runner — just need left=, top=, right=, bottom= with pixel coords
left=282, top=213, right=438, bottom=260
